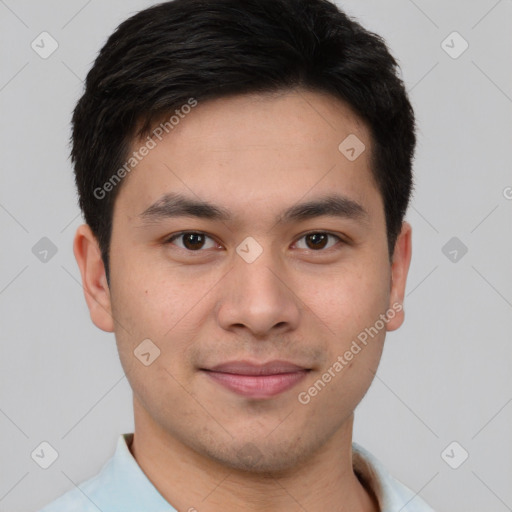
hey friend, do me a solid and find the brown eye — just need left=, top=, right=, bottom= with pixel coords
left=306, top=233, right=328, bottom=249
left=166, top=232, right=217, bottom=251
left=295, top=232, right=342, bottom=251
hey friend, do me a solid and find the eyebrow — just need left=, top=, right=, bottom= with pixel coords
left=138, top=191, right=369, bottom=227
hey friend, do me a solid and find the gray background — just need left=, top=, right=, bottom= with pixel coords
left=1, top=1, right=511, bottom=511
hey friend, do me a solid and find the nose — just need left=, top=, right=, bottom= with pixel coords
left=215, top=245, right=301, bottom=338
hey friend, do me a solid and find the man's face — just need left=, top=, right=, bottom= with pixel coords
left=78, top=90, right=411, bottom=472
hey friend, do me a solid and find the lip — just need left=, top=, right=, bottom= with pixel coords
left=201, top=360, right=310, bottom=399
left=207, top=360, right=308, bottom=375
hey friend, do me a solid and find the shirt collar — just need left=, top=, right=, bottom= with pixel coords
left=352, top=441, right=434, bottom=511
left=96, top=433, right=174, bottom=511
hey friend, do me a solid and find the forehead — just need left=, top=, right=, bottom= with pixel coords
left=113, top=90, right=382, bottom=224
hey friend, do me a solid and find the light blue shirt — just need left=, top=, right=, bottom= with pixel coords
left=38, top=433, right=435, bottom=511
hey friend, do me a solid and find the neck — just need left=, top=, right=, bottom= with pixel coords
left=129, top=397, right=379, bottom=512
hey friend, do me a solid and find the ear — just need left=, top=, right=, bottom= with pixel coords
left=73, top=224, right=115, bottom=332
left=386, top=221, right=412, bottom=332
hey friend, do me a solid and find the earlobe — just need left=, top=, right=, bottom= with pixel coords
left=386, top=221, right=412, bottom=332
left=73, top=224, right=115, bottom=332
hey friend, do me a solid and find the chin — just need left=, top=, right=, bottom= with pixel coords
left=201, top=437, right=313, bottom=476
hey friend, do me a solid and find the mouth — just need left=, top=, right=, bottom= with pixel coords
left=200, top=360, right=311, bottom=399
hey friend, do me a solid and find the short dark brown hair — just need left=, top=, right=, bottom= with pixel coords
left=71, top=0, right=416, bottom=284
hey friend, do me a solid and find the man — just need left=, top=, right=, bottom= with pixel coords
left=39, top=0, right=435, bottom=510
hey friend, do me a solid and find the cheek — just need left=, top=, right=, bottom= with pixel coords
left=308, top=262, right=390, bottom=337
left=110, top=274, right=199, bottom=416
left=109, top=262, right=210, bottom=382
left=111, top=251, right=190, bottom=332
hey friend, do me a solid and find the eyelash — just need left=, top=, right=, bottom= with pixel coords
left=163, top=231, right=345, bottom=253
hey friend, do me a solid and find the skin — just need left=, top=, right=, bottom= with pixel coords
left=74, top=89, right=412, bottom=512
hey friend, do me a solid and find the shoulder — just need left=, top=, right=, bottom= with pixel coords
left=36, top=433, right=175, bottom=512
left=36, top=441, right=119, bottom=512
left=37, top=472, right=107, bottom=512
